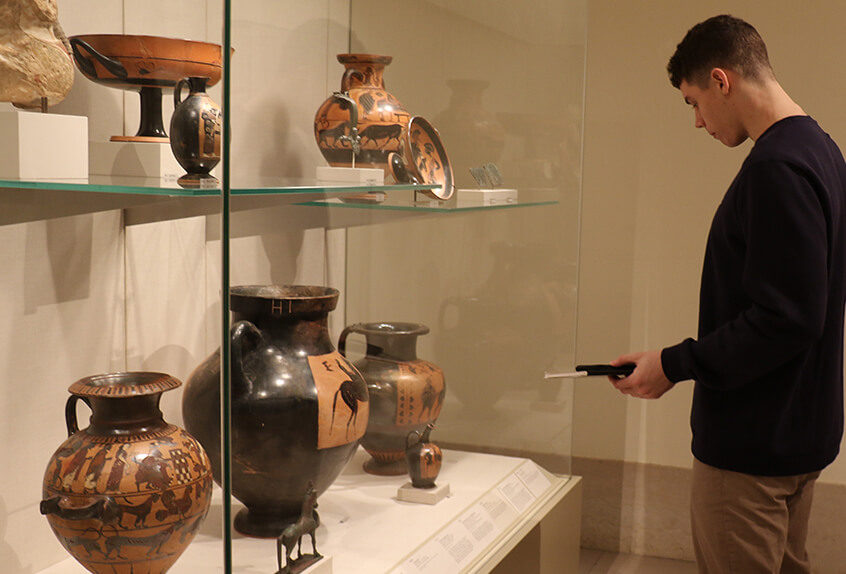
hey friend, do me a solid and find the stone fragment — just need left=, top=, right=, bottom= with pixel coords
left=0, top=0, right=73, bottom=108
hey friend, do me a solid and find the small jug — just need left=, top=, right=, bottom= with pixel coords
left=170, top=76, right=221, bottom=182
left=405, top=423, right=443, bottom=489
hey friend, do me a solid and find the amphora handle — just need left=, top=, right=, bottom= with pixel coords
left=340, top=68, right=365, bottom=92
left=40, top=495, right=117, bottom=522
left=338, top=323, right=365, bottom=357
left=64, top=395, right=91, bottom=437
left=231, top=320, right=264, bottom=389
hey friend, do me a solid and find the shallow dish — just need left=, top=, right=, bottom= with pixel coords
left=69, top=34, right=224, bottom=142
left=404, top=116, right=454, bottom=200
left=389, top=117, right=454, bottom=200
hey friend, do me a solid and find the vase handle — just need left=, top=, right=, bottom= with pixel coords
left=340, top=68, right=365, bottom=92
left=40, top=495, right=117, bottom=522
left=231, top=320, right=264, bottom=389
left=338, top=323, right=365, bottom=357
left=174, top=77, right=189, bottom=108
left=406, top=429, right=422, bottom=451
left=64, top=395, right=91, bottom=437
left=69, top=38, right=128, bottom=80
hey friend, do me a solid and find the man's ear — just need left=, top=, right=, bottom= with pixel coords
left=711, top=68, right=731, bottom=95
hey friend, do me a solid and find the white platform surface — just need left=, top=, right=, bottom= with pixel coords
left=37, top=448, right=576, bottom=574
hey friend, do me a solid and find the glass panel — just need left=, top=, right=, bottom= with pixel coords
left=7, top=2, right=227, bottom=574
left=344, top=0, right=584, bottom=470
left=220, top=0, right=584, bottom=572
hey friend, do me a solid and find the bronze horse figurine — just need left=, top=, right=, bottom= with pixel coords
left=276, top=484, right=320, bottom=573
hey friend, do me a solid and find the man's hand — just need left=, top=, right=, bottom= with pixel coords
left=608, top=350, right=674, bottom=399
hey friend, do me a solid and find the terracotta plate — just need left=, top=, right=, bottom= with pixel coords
left=405, top=116, right=455, bottom=200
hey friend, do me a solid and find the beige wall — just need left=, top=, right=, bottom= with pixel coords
left=577, top=0, right=846, bottom=477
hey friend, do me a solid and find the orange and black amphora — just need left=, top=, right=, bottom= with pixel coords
left=182, top=285, right=369, bottom=538
left=41, top=372, right=213, bottom=574
left=314, top=54, right=411, bottom=173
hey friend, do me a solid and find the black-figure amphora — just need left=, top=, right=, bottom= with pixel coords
left=182, top=285, right=369, bottom=538
left=41, top=372, right=213, bottom=573
left=339, top=322, right=445, bottom=475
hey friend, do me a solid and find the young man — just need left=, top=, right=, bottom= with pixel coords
left=608, top=15, right=846, bottom=573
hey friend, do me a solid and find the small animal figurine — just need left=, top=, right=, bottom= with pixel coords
left=405, top=423, right=443, bottom=489
left=276, top=482, right=321, bottom=574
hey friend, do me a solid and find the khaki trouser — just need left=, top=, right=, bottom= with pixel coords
left=691, top=458, right=820, bottom=574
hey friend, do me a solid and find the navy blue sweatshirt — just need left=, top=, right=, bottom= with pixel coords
left=662, top=116, right=846, bottom=476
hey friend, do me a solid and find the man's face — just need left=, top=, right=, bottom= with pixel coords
left=679, top=76, right=747, bottom=147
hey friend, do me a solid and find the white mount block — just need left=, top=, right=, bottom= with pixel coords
left=301, top=555, right=333, bottom=574
left=397, top=481, right=451, bottom=505
left=89, top=141, right=184, bottom=179
left=0, top=110, right=88, bottom=179
left=456, top=188, right=518, bottom=207
left=316, top=166, right=384, bottom=185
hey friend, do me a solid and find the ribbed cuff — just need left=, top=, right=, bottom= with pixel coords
left=661, top=340, right=694, bottom=383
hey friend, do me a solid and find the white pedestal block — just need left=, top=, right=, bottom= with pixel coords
left=90, top=141, right=186, bottom=179
left=397, top=481, right=451, bottom=505
left=316, top=166, right=384, bottom=185
left=302, top=555, right=333, bottom=574
left=456, top=188, right=518, bottom=207
left=0, top=111, right=88, bottom=179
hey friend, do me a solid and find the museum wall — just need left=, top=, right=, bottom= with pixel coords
left=576, top=0, right=846, bottom=562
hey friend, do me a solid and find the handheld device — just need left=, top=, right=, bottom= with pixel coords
left=543, top=363, right=635, bottom=379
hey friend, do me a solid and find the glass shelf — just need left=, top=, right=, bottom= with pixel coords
left=230, top=176, right=436, bottom=196
left=297, top=191, right=558, bottom=212
left=0, top=175, right=437, bottom=197
left=0, top=175, right=218, bottom=197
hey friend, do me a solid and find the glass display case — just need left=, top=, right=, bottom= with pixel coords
left=1, top=1, right=585, bottom=572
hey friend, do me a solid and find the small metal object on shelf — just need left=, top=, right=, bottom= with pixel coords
left=469, top=165, right=491, bottom=188
left=483, top=163, right=504, bottom=187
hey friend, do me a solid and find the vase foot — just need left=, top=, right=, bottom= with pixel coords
left=363, top=456, right=407, bottom=476
left=234, top=507, right=298, bottom=538
left=177, top=173, right=219, bottom=189
left=110, top=135, right=170, bottom=143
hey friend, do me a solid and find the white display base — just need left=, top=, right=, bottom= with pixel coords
left=36, top=449, right=580, bottom=574
left=397, top=481, right=450, bottom=505
left=456, top=188, right=518, bottom=207
left=298, top=555, right=333, bottom=574
left=89, top=141, right=188, bottom=179
left=0, top=110, right=88, bottom=179
left=316, top=166, right=384, bottom=185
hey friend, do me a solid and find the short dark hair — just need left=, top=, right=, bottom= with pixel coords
left=667, top=15, right=772, bottom=88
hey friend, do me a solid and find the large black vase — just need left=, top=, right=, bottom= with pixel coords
left=182, top=285, right=369, bottom=538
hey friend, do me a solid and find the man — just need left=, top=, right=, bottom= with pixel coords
left=609, top=15, right=846, bottom=573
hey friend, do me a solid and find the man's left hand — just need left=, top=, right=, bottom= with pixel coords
left=608, top=350, right=674, bottom=399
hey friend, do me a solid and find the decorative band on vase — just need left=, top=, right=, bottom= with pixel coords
left=68, top=372, right=182, bottom=398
